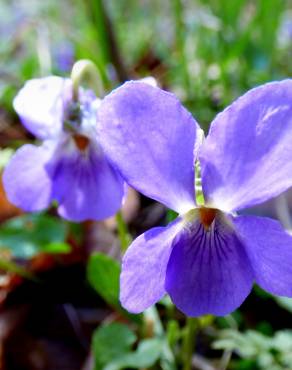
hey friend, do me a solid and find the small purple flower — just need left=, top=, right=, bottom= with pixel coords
left=3, top=76, right=124, bottom=222
left=54, top=42, right=75, bottom=73
left=97, top=80, right=292, bottom=316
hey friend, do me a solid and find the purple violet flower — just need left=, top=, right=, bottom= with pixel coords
left=97, top=80, right=292, bottom=316
left=3, top=76, right=124, bottom=222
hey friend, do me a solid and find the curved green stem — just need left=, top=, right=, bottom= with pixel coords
left=71, top=59, right=103, bottom=101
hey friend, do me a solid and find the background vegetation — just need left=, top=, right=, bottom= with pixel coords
left=1, top=1, right=292, bottom=369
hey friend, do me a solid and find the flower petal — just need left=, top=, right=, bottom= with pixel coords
left=98, top=81, right=202, bottom=214
left=51, top=145, right=124, bottom=222
left=13, top=76, right=70, bottom=139
left=234, top=215, right=292, bottom=297
left=120, top=219, right=183, bottom=313
left=200, top=80, right=292, bottom=212
left=165, top=213, right=254, bottom=316
left=3, top=143, right=54, bottom=211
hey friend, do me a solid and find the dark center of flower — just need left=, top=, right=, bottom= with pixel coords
left=198, top=207, right=217, bottom=229
left=66, top=102, right=82, bottom=124
left=73, top=134, right=90, bottom=151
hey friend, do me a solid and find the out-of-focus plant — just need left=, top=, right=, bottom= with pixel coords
left=92, top=322, right=164, bottom=370
left=2, top=1, right=292, bottom=370
left=0, top=213, right=70, bottom=259
left=214, top=329, right=292, bottom=370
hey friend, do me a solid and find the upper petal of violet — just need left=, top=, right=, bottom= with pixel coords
left=13, top=76, right=71, bottom=140
left=200, top=80, right=292, bottom=212
left=97, top=81, right=202, bottom=214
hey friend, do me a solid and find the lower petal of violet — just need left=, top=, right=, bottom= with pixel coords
left=120, top=219, right=183, bottom=313
left=49, top=145, right=124, bottom=222
left=234, top=215, right=292, bottom=297
left=3, top=143, right=55, bottom=211
left=165, top=213, right=254, bottom=317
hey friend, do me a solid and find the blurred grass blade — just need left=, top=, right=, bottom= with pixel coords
left=82, top=0, right=128, bottom=83
left=0, top=258, right=37, bottom=281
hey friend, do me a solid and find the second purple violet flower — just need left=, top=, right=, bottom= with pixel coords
left=3, top=74, right=124, bottom=221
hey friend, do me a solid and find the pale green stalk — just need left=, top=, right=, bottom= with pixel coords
left=116, top=211, right=132, bottom=253
left=71, top=59, right=103, bottom=101
left=182, top=317, right=197, bottom=370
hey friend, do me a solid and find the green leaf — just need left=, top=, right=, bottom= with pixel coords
left=41, top=242, right=71, bottom=254
left=105, top=338, right=163, bottom=370
left=0, top=148, right=14, bottom=170
left=274, top=296, right=292, bottom=313
left=0, top=214, right=69, bottom=258
left=92, top=323, right=136, bottom=370
left=92, top=322, right=163, bottom=370
left=87, top=253, right=142, bottom=324
left=87, top=252, right=120, bottom=308
left=142, top=307, right=176, bottom=370
left=273, top=330, right=292, bottom=352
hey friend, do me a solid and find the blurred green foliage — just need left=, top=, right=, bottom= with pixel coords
left=214, top=329, right=292, bottom=370
left=0, top=213, right=70, bottom=258
left=1, top=0, right=292, bottom=129
left=87, top=252, right=121, bottom=308
left=1, top=1, right=292, bottom=369
left=92, top=322, right=164, bottom=370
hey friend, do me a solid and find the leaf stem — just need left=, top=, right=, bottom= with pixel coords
left=182, top=317, right=197, bottom=370
left=115, top=211, right=132, bottom=253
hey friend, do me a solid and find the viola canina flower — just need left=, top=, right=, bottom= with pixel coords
left=97, top=80, right=292, bottom=316
left=3, top=76, right=124, bottom=221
